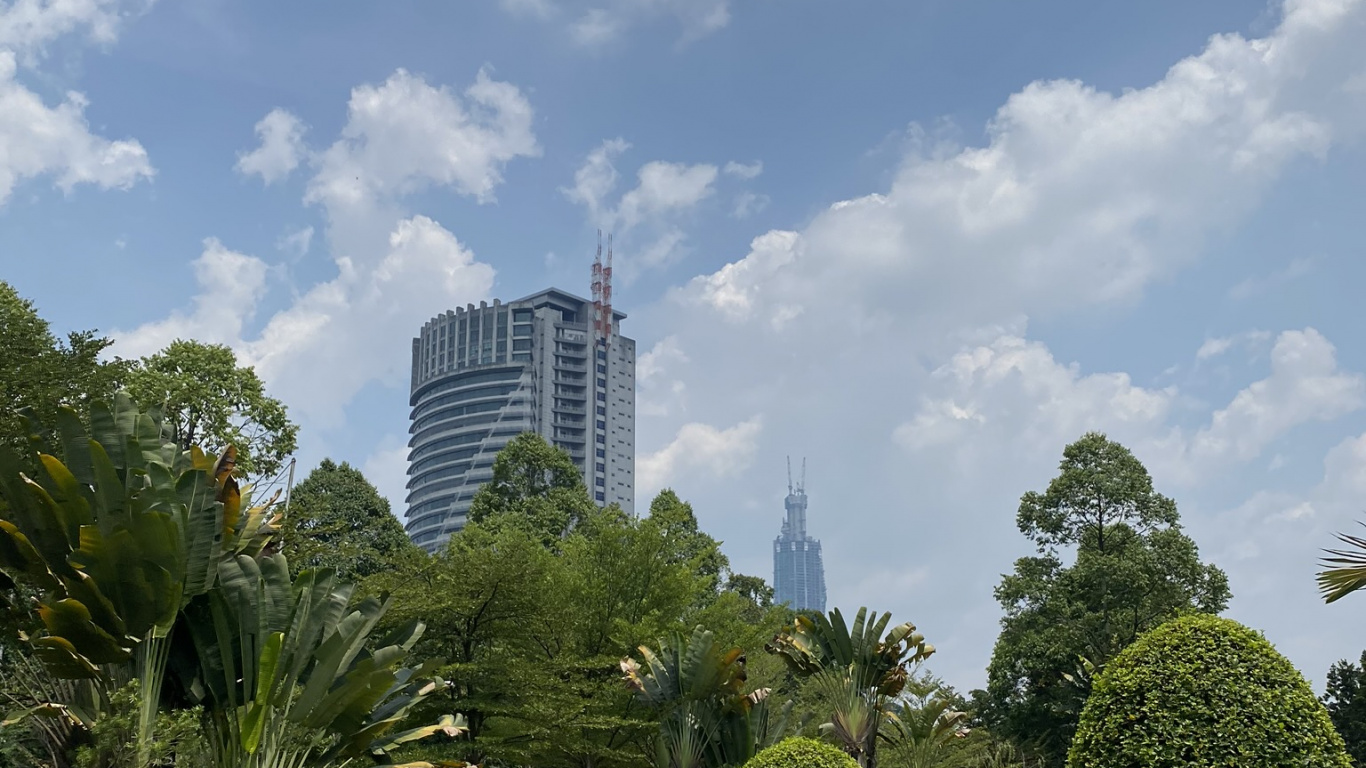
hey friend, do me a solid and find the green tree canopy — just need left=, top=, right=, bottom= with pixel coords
left=650, top=488, right=730, bottom=604
left=125, top=339, right=298, bottom=480
left=0, top=280, right=132, bottom=455
left=1325, top=651, right=1366, bottom=766
left=278, top=458, right=417, bottom=579
left=981, top=432, right=1230, bottom=767
left=1069, top=614, right=1350, bottom=768
left=467, top=432, right=596, bottom=547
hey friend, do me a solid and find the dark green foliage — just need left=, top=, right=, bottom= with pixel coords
left=467, top=432, right=596, bottom=547
left=726, top=573, right=775, bottom=609
left=649, top=489, right=729, bottom=603
left=982, top=432, right=1230, bottom=767
left=0, top=281, right=132, bottom=458
left=1068, top=614, right=1350, bottom=768
left=125, top=340, right=298, bottom=479
left=278, top=458, right=416, bottom=579
left=1325, top=652, right=1366, bottom=766
left=742, top=737, right=859, bottom=768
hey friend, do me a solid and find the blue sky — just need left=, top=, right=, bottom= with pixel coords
left=4, top=0, right=1366, bottom=693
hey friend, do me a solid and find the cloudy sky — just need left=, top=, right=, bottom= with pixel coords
left=4, top=0, right=1366, bottom=692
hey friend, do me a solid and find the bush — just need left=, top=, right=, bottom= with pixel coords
left=743, top=737, right=859, bottom=768
left=1068, top=614, right=1351, bottom=768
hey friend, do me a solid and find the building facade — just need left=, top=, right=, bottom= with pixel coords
left=773, top=461, right=826, bottom=612
left=405, top=288, right=636, bottom=552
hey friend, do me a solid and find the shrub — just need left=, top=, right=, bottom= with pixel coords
left=1068, top=614, right=1351, bottom=768
left=743, top=737, right=859, bottom=768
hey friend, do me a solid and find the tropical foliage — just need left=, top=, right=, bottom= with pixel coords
left=742, top=737, right=859, bottom=768
left=0, top=392, right=455, bottom=768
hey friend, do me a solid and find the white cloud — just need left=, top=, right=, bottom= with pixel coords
left=304, top=67, right=540, bottom=218
left=0, top=0, right=145, bottom=60
left=731, top=191, right=769, bottom=219
left=1229, top=256, right=1315, bottom=299
left=562, top=137, right=629, bottom=222
left=674, top=0, right=1364, bottom=337
left=637, top=335, right=689, bottom=417
left=0, top=51, right=153, bottom=205
left=114, top=238, right=270, bottom=358
left=236, top=108, right=307, bottom=185
left=723, top=160, right=763, bottom=179
left=1187, top=329, right=1365, bottom=465
left=638, top=416, right=762, bottom=497
left=564, top=140, right=719, bottom=279
left=361, top=436, right=412, bottom=517
left=1195, top=330, right=1272, bottom=361
left=897, top=328, right=1364, bottom=487
left=115, top=215, right=496, bottom=426
left=276, top=225, right=313, bottom=259
left=509, top=0, right=731, bottom=46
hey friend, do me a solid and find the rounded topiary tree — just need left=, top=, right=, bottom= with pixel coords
left=744, top=737, right=859, bottom=768
left=1068, top=614, right=1351, bottom=768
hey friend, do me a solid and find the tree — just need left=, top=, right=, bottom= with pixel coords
left=467, top=432, right=596, bottom=547
left=125, top=340, right=297, bottom=480
left=278, top=459, right=416, bottom=580
left=726, top=574, right=775, bottom=609
left=1069, top=614, right=1350, bottom=767
left=0, top=281, right=132, bottom=456
left=1325, top=652, right=1366, bottom=766
left=649, top=489, right=729, bottom=604
left=980, top=432, right=1230, bottom=767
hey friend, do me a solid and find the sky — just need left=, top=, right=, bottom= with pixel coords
left=2, top=0, right=1366, bottom=694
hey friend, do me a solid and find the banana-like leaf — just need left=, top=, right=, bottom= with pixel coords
left=1319, top=523, right=1366, bottom=603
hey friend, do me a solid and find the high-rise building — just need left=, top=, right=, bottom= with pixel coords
left=404, top=284, right=636, bottom=552
left=773, top=458, right=826, bottom=612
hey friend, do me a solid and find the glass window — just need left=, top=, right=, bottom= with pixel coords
left=513, top=338, right=532, bottom=351
left=513, top=309, right=532, bottom=322
left=597, top=364, right=607, bottom=374
left=595, top=478, right=605, bottom=487
left=512, top=352, right=531, bottom=362
left=597, top=378, right=606, bottom=388
left=596, top=449, right=605, bottom=458
left=597, top=350, right=607, bottom=360
left=596, top=393, right=606, bottom=402
left=596, top=491, right=605, bottom=502
left=596, top=406, right=605, bottom=416
left=513, top=324, right=532, bottom=337
left=596, top=462, right=605, bottom=472
left=596, top=435, right=605, bottom=444
left=596, top=420, right=606, bottom=430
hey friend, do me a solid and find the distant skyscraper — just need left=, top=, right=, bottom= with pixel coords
left=773, top=458, right=826, bottom=612
left=404, top=246, right=636, bottom=553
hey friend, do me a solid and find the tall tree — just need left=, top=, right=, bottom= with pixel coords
left=1325, top=652, right=1366, bottom=766
left=0, top=281, right=132, bottom=455
left=980, top=432, right=1230, bottom=767
left=278, top=458, right=417, bottom=580
left=468, top=432, right=596, bottom=547
left=649, top=489, right=729, bottom=604
left=125, top=339, right=298, bottom=480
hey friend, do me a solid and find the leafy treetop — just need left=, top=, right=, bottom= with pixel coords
left=125, top=339, right=298, bottom=479
left=279, top=458, right=417, bottom=579
left=467, top=432, right=596, bottom=547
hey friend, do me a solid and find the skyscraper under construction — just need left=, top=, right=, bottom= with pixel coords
left=773, top=458, right=826, bottom=612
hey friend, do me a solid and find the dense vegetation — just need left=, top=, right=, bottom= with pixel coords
left=1069, top=614, right=1350, bottom=768
left=4, top=277, right=1366, bottom=768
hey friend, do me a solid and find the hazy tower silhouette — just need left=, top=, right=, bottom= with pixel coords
left=773, top=457, right=826, bottom=612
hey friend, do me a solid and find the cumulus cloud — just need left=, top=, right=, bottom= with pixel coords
left=115, top=215, right=496, bottom=426
left=638, top=417, right=763, bottom=497
left=637, top=335, right=689, bottom=417
left=723, top=160, right=762, bottom=179
left=236, top=109, right=307, bottom=184
left=898, top=328, right=1364, bottom=484
left=114, top=238, right=270, bottom=358
left=0, top=51, right=154, bottom=205
left=675, top=0, right=1364, bottom=338
left=305, top=67, right=539, bottom=220
left=0, top=0, right=148, bottom=60
left=564, top=139, right=719, bottom=278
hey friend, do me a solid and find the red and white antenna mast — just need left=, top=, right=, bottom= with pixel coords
left=591, top=229, right=604, bottom=344
left=602, top=233, right=613, bottom=350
